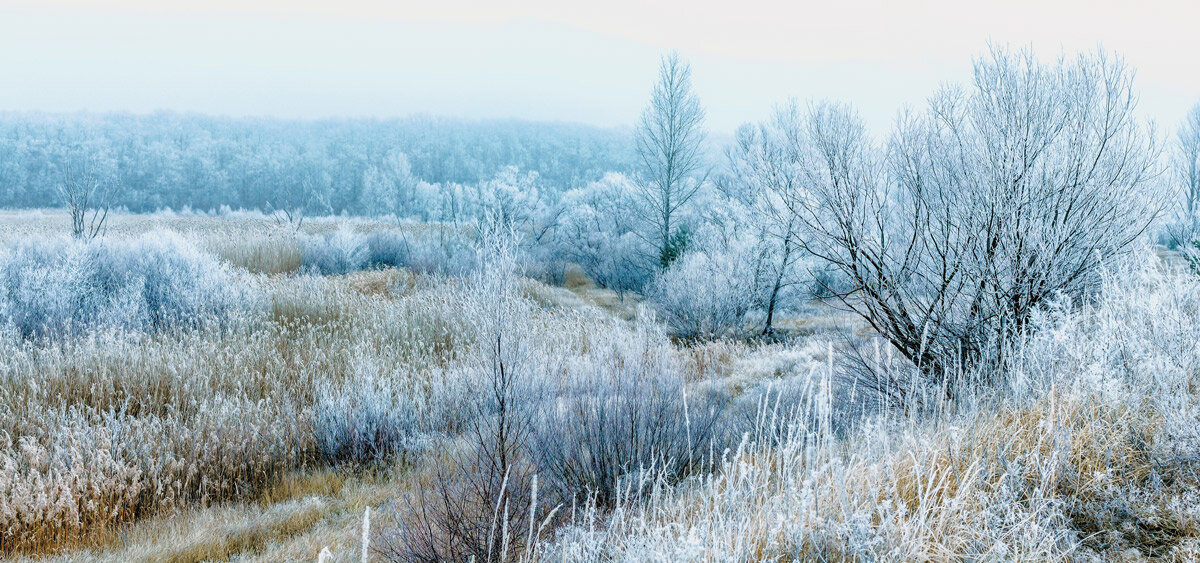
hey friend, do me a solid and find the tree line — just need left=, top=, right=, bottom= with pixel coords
left=0, top=112, right=636, bottom=214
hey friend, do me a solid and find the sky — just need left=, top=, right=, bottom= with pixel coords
left=1, top=0, right=1198, bottom=135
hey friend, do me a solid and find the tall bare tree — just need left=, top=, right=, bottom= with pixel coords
left=1177, top=102, right=1200, bottom=219
left=634, top=52, right=708, bottom=269
left=791, top=47, right=1161, bottom=396
left=56, top=141, right=119, bottom=240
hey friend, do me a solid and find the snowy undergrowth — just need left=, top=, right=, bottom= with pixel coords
left=538, top=250, right=1200, bottom=561
left=0, top=232, right=253, bottom=339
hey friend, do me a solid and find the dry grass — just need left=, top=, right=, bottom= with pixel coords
left=3, top=212, right=1197, bottom=561
left=0, top=211, right=669, bottom=559
left=538, top=252, right=1200, bottom=561
left=205, top=230, right=303, bottom=275
left=0, top=218, right=478, bottom=556
left=35, top=468, right=398, bottom=563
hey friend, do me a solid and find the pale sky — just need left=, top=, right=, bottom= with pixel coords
left=1, top=0, right=1198, bottom=134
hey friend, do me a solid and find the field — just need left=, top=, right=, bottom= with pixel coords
left=0, top=210, right=820, bottom=560
left=0, top=210, right=1195, bottom=562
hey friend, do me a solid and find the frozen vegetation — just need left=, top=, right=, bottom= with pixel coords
left=0, top=45, right=1198, bottom=562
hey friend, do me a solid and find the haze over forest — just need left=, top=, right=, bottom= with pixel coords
left=3, top=0, right=1198, bottom=133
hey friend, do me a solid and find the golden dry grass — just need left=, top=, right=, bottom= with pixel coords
left=34, top=468, right=400, bottom=563
left=4, top=211, right=1196, bottom=562
left=0, top=225, right=472, bottom=557
left=0, top=212, right=652, bottom=560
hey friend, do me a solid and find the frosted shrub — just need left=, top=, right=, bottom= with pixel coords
left=551, top=173, right=653, bottom=295
left=646, top=249, right=757, bottom=339
left=379, top=229, right=546, bottom=562
left=366, top=230, right=410, bottom=269
left=1156, top=212, right=1200, bottom=250
left=573, top=231, right=651, bottom=295
left=403, top=229, right=477, bottom=277
left=0, top=232, right=250, bottom=339
left=302, top=225, right=370, bottom=275
left=810, top=261, right=852, bottom=300
left=312, top=365, right=425, bottom=465
left=1014, top=249, right=1200, bottom=463
left=528, top=317, right=727, bottom=508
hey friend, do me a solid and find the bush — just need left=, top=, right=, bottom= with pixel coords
left=550, top=174, right=654, bottom=295
left=366, top=230, right=410, bottom=269
left=301, top=225, right=369, bottom=275
left=301, top=226, right=478, bottom=277
left=403, top=230, right=477, bottom=278
left=0, top=232, right=250, bottom=339
left=378, top=233, right=543, bottom=562
left=312, top=366, right=425, bottom=465
left=795, top=50, right=1159, bottom=392
left=528, top=318, right=726, bottom=508
left=646, top=249, right=757, bottom=340
left=809, top=261, right=851, bottom=300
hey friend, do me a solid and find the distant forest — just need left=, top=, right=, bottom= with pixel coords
left=0, top=112, right=636, bottom=213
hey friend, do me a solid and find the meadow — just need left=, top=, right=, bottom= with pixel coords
left=0, top=209, right=1194, bottom=562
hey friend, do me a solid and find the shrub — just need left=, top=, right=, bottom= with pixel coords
left=378, top=233, right=543, bottom=562
left=301, top=225, right=369, bottom=275
left=366, top=230, right=410, bottom=269
left=550, top=174, right=654, bottom=295
left=0, top=232, right=251, bottom=339
left=312, top=366, right=425, bottom=465
left=403, top=230, right=477, bottom=278
left=794, top=49, right=1159, bottom=393
left=527, top=317, right=726, bottom=508
left=646, top=249, right=757, bottom=340
left=809, top=261, right=851, bottom=300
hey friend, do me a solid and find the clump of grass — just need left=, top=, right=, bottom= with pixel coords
left=206, top=230, right=303, bottom=275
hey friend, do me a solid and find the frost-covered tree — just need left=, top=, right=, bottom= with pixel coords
left=552, top=173, right=653, bottom=294
left=477, top=166, right=543, bottom=231
left=723, top=102, right=811, bottom=336
left=55, top=139, right=119, bottom=240
left=358, top=152, right=418, bottom=217
left=633, top=53, right=708, bottom=270
left=0, top=112, right=637, bottom=213
left=1177, top=102, right=1200, bottom=219
left=646, top=240, right=760, bottom=340
left=795, top=47, right=1161, bottom=393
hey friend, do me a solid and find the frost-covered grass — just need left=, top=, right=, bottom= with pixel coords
left=0, top=214, right=727, bottom=558
left=0, top=225, right=484, bottom=555
left=0, top=264, right=481, bottom=555
left=537, top=252, right=1200, bottom=561
left=1, top=211, right=1196, bottom=561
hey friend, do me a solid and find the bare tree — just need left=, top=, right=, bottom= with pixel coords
left=380, top=231, right=540, bottom=562
left=633, top=52, right=708, bottom=269
left=268, top=161, right=331, bottom=233
left=724, top=102, right=810, bottom=336
left=1177, top=102, right=1200, bottom=220
left=56, top=141, right=119, bottom=240
left=792, top=47, right=1161, bottom=396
